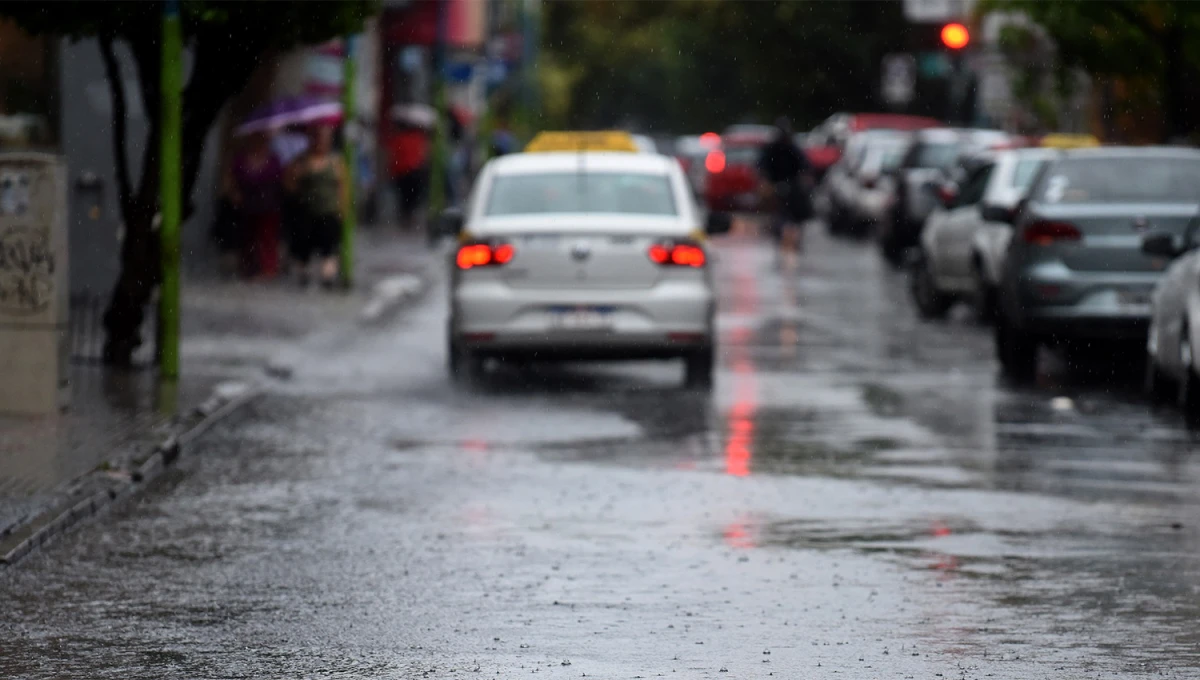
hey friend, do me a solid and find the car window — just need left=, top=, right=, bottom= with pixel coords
left=724, top=146, right=761, bottom=165
left=1035, top=157, right=1200, bottom=203
left=1011, top=158, right=1045, bottom=190
left=956, top=163, right=994, bottom=206
left=905, top=141, right=959, bottom=170
left=486, top=172, right=678, bottom=216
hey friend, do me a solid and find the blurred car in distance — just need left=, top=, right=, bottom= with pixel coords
left=444, top=143, right=732, bottom=388
left=994, top=147, right=1200, bottom=381
left=704, top=131, right=770, bottom=212
left=879, top=127, right=975, bottom=265
left=910, top=147, right=1056, bottom=320
left=821, top=130, right=908, bottom=236
left=632, top=134, right=659, bottom=154
left=805, top=112, right=942, bottom=180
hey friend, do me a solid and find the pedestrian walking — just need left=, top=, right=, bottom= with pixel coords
left=387, top=120, right=430, bottom=232
left=757, top=117, right=812, bottom=258
left=228, top=131, right=284, bottom=279
left=286, top=124, right=348, bottom=289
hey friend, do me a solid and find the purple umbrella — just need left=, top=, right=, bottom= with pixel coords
left=235, top=95, right=342, bottom=136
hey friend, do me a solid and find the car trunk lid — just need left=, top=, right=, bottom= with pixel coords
left=472, top=215, right=690, bottom=290
left=1031, top=203, right=1198, bottom=273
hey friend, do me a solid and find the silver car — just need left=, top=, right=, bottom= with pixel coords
left=1141, top=215, right=1200, bottom=415
left=444, top=151, right=731, bottom=387
left=911, top=148, right=1054, bottom=320
left=994, top=147, right=1200, bottom=380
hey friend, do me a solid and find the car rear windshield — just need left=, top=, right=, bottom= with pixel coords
left=486, top=172, right=678, bottom=216
left=724, top=146, right=762, bottom=165
left=906, top=141, right=959, bottom=170
left=1037, top=157, right=1200, bottom=203
left=1011, top=158, right=1045, bottom=190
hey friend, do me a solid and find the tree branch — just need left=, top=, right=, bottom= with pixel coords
left=1103, top=2, right=1161, bottom=41
left=97, top=35, right=133, bottom=220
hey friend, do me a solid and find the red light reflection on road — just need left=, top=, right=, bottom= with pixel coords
left=723, top=244, right=759, bottom=477
left=723, top=518, right=758, bottom=549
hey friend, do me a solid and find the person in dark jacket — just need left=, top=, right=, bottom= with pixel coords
left=757, top=117, right=812, bottom=254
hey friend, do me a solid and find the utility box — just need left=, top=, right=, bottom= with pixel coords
left=0, top=153, right=69, bottom=414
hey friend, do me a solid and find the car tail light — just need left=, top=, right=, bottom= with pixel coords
left=456, top=242, right=514, bottom=270
left=1023, top=220, right=1082, bottom=246
left=648, top=240, right=706, bottom=268
left=705, top=150, right=726, bottom=174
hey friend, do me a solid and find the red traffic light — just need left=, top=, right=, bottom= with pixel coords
left=941, top=23, right=970, bottom=50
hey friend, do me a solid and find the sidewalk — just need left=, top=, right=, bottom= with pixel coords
left=0, top=228, right=437, bottom=563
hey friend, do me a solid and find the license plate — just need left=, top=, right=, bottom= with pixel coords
left=1117, top=290, right=1151, bottom=307
left=549, top=306, right=613, bottom=331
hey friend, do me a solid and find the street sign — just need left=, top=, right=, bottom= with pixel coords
left=882, top=54, right=917, bottom=106
left=903, top=0, right=974, bottom=23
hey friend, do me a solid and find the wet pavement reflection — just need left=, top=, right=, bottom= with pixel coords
left=3, top=226, right=1200, bottom=678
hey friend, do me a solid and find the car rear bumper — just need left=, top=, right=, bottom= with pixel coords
left=1009, top=265, right=1158, bottom=339
left=451, top=280, right=715, bottom=356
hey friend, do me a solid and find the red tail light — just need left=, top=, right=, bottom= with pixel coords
left=705, top=150, right=726, bottom=174
left=1023, top=221, right=1082, bottom=246
left=648, top=241, right=706, bottom=268
left=456, top=242, right=515, bottom=270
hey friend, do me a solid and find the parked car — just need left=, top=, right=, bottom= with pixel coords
left=840, top=136, right=910, bottom=237
left=674, top=135, right=712, bottom=194
left=704, top=132, right=770, bottom=212
left=910, top=147, right=1055, bottom=320
left=805, top=112, right=941, bottom=181
left=994, top=147, right=1200, bottom=381
left=879, top=127, right=980, bottom=266
left=821, top=130, right=909, bottom=234
left=1141, top=216, right=1200, bottom=415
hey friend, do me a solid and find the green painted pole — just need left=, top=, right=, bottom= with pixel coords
left=159, top=0, right=183, bottom=380
left=340, top=35, right=358, bottom=289
left=427, top=0, right=448, bottom=246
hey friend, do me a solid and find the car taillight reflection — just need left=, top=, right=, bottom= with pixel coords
left=456, top=242, right=514, bottom=270
left=1023, top=220, right=1082, bottom=246
left=648, top=242, right=706, bottom=267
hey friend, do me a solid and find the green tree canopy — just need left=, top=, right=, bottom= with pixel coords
left=541, top=0, right=914, bottom=133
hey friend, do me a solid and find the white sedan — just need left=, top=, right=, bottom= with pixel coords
left=910, top=148, right=1054, bottom=320
left=443, top=151, right=731, bottom=387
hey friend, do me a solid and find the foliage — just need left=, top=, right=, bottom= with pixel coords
left=541, top=1, right=912, bottom=133
left=0, top=0, right=376, bottom=365
left=980, top=0, right=1200, bottom=140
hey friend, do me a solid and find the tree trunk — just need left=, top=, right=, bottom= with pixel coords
left=99, top=30, right=263, bottom=367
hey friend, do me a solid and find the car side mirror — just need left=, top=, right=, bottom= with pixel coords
left=439, top=207, right=464, bottom=237
left=706, top=211, right=733, bottom=235
left=1141, top=231, right=1184, bottom=259
left=980, top=203, right=1017, bottom=224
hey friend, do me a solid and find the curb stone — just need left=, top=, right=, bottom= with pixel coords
left=0, top=381, right=263, bottom=567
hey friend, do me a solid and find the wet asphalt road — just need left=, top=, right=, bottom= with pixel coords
left=4, top=226, right=1200, bottom=679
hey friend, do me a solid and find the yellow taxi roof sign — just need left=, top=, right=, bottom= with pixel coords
left=1040, top=133, right=1101, bottom=149
left=525, top=131, right=638, bottom=153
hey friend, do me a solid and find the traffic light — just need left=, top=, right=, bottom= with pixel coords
left=940, top=23, right=970, bottom=50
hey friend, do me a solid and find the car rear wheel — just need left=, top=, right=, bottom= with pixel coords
left=1145, top=321, right=1176, bottom=405
left=448, top=340, right=484, bottom=383
left=995, top=316, right=1038, bottom=382
left=685, top=346, right=715, bottom=389
left=910, top=255, right=953, bottom=320
left=972, top=259, right=998, bottom=324
left=1177, top=330, right=1200, bottom=424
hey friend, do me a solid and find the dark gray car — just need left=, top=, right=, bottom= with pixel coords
left=994, top=147, right=1200, bottom=380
